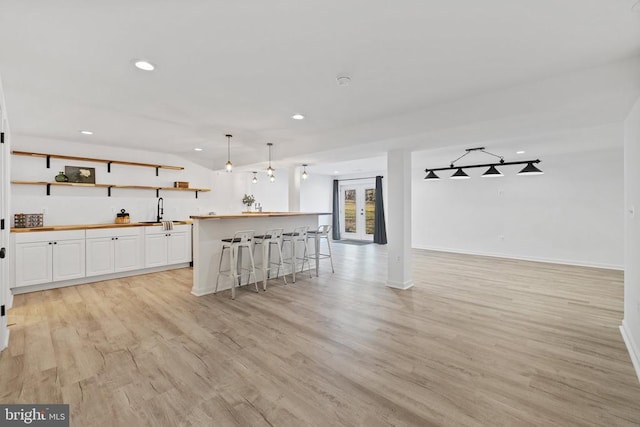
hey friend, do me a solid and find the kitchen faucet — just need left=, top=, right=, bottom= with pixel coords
left=157, top=197, right=164, bottom=222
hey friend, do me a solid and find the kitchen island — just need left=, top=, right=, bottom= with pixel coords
left=189, top=212, right=331, bottom=296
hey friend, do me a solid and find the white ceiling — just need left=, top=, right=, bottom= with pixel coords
left=1, top=0, right=639, bottom=172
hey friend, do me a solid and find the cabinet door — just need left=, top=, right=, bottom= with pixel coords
left=52, top=239, right=86, bottom=281
left=86, top=237, right=115, bottom=277
left=114, top=235, right=143, bottom=272
left=167, top=232, right=190, bottom=264
left=15, top=241, right=53, bottom=287
left=145, top=233, right=168, bottom=268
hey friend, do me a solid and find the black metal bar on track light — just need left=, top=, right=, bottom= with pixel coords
left=425, top=159, right=540, bottom=173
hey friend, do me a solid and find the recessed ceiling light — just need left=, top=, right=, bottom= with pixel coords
left=291, top=114, right=305, bottom=120
left=80, top=130, right=93, bottom=135
left=516, top=150, right=525, bottom=154
left=134, top=60, right=155, bottom=71
left=334, top=171, right=339, bottom=174
left=193, top=148, right=203, bottom=151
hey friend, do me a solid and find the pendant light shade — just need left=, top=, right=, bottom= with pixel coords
left=450, top=168, right=470, bottom=179
left=482, top=165, right=503, bottom=178
left=270, top=174, right=275, bottom=183
left=252, top=172, right=258, bottom=184
left=424, top=170, right=440, bottom=180
left=518, top=162, right=544, bottom=176
left=224, top=134, right=233, bottom=172
left=266, top=143, right=274, bottom=176
left=302, top=164, right=308, bottom=180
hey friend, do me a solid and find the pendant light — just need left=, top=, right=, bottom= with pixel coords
left=252, top=172, right=258, bottom=184
left=450, top=168, right=470, bottom=179
left=224, top=134, right=233, bottom=172
left=266, top=143, right=274, bottom=177
left=270, top=174, right=276, bottom=183
left=424, top=147, right=543, bottom=180
left=424, top=170, right=440, bottom=180
left=482, top=165, right=503, bottom=178
left=302, top=164, right=308, bottom=180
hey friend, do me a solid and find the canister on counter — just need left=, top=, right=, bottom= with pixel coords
left=115, top=209, right=130, bottom=224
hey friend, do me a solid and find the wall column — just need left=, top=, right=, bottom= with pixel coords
left=387, top=150, right=413, bottom=289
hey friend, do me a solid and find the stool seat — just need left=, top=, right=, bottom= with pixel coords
left=221, top=237, right=251, bottom=243
left=282, top=232, right=299, bottom=236
left=253, top=235, right=271, bottom=239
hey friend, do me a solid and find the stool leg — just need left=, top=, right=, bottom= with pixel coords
left=275, top=241, right=287, bottom=285
left=230, top=246, right=237, bottom=300
left=326, top=236, right=335, bottom=273
left=247, top=245, right=258, bottom=293
left=304, top=239, right=312, bottom=279
left=291, top=240, right=296, bottom=283
left=262, top=243, right=268, bottom=291
left=215, top=245, right=226, bottom=294
left=315, top=235, right=320, bottom=277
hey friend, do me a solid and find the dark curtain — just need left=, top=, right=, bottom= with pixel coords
left=332, top=180, right=341, bottom=240
left=374, top=175, right=387, bottom=244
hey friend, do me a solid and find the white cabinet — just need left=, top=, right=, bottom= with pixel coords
left=144, top=224, right=192, bottom=268
left=14, top=230, right=85, bottom=287
left=86, top=228, right=143, bottom=277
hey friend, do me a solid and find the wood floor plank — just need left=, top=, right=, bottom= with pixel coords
left=2, top=245, right=640, bottom=426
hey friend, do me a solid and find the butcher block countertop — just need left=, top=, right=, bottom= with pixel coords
left=190, top=212, right=331, bottom=220
left=11, top=221, right=193, bottom=233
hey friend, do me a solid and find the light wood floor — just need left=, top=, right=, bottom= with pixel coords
left=2, top=244, right=640, bottom=426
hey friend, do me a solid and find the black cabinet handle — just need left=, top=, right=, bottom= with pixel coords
left=53, top=242, right=57, bottom=244
left=48, top=242, right=52, bottom=245
left=0, top=247, right=5, bottom=259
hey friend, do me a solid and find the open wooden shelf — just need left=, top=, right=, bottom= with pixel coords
left=12, top=181, right=211, bottom=198
left=12, top=151, right=184, bottom=175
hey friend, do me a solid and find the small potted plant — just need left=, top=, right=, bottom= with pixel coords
left=242, top=194, right=256, bottom=212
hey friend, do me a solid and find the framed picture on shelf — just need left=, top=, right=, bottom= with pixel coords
left=65, top=166, right=96, bottom=184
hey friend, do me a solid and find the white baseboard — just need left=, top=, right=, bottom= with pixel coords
left=620, top=321, right=640, bottom=383
left=0, top=329, right=9, bottom=352
left=386, top=280, right=414, bottom=290
left=11, top=263, right=191, bottom=295
left=412, top=244, right=624, bottom=271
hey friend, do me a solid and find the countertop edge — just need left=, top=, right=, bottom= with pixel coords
left=11, top=221, right=193, bottom=233
left=190, top=212, right=332, bottom=220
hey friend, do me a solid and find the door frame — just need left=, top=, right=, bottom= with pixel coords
left=0, top=76, right=10, bottom=351
left=339, top=180, right=375, bottom=241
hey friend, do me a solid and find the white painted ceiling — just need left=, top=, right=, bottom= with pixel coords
left=1, top=0, right=639, bottom=172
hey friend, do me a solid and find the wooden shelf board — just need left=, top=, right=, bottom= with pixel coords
left=11, top=181, right=210, bottom=192
left=12, top=151, right=184, bottom=171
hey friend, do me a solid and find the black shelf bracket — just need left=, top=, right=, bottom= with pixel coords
left=155, top=167, right=159, bottom=176
left=0, top=132, right=4, bottom=144
left=107, top=186, right=112, bottom=197
left=46, top=183, right=51, bottom=196
left=156, top=189, right=160, bottom=198
left=195, top=191, right=199, bottom=199
left=107, top=162, right=112, bottom=173
left=46, top=155, right=51, bottom=169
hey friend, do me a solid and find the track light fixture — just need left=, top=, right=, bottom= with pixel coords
left=266, top=143, right=274, bottom=177
left=302, top=164, right=308, bottom=180
left=252, top=172, right=258, bottom=184
left=424, top=147, right=543, bottom=180
left=224, top=134, right=233, bottom=172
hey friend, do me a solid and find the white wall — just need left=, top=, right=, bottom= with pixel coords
left=300, top=173, right=333, bottom=225
left=622, top=97, right=640, bottom=380
left=412, top=145, right=624, bottom=269
left=11, top=136, right=218, bottom=224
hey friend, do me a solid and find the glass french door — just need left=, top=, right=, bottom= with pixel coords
left=340, top=183, right=375, bottom=241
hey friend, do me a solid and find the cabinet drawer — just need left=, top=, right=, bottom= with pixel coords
left=86, top=227, right=143, bottom=239
left=144, top=224, right=191, bottom=235
left=15, top=229, right=85, bottom=243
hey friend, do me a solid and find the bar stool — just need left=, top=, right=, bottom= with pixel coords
left=308, top=224, right=335, bottom=276
left=215, top=230, right=258, bottom=300
left=253, top=228, right=287, bottom=291
left=281, top=225, right=312, bottom=283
